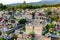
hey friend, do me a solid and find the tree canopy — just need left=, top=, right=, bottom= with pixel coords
left=1, top=2, right=60, bottom=10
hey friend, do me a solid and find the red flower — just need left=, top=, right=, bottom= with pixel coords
left=38, top=13, right=41, bottom=16
left=57, top=26, right=60, bottom=30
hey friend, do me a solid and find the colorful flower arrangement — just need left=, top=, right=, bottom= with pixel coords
left=42, top=21, right=60, bottom=37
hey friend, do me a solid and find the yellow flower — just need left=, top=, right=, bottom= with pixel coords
left=58, top=18, right=60, bottom=22
left=52, top=21, right=56, bottom=25
left=49, top=28, right=54, bottom=33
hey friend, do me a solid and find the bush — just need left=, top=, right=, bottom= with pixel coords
left=50, top=15, right=58, bottom=22
left=45, top=23, right=55, bottom=31
left=46, top=10, right=52, bottom=15
left=0, top=37, right=5, bottom=40
left=18, top=18, right=26, bottom=32
left=0, top=31, right=2, bottom=35
left=45, top=24, right=51, bottom=31
left=29, top=30, right=34, bottom=35
left=18, top=18, right=26, bottom=24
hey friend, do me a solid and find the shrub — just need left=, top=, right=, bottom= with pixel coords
left=0, top=37, right=5, bottom=40
left=0, top=31, right=2, bottom=35
left=46, top=10, right=52, bottom=15
left=18, top=18, right=26, bottom=24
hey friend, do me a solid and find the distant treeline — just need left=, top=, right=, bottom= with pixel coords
left=0, top=3, right=7, bottom=10
left=0, top=2, right=60, bottom=10
left=41, top=3, right=60, bottom=7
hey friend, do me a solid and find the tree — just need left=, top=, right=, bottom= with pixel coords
left=2, top=5, right=7, bottom=10
left=23, top=1, right=26, bottom=5
left=0, top=3, right=3, bottom=10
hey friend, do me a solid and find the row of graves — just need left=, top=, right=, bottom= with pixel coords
left=0, top=7, right=60, bottom=40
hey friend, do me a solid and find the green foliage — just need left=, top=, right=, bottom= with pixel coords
left=18, top=18, right=26, bottom=24
left=2, top=5, right=7, bottom=9
left=15, top=3, right=40, bottom=9
left=46, top=9, right=52, bottom=15
left=19, top=31, right=23, bottom=34
left=45, top=23, right=55, bottom=31
left=1, top=2, right=60, bottom=10
left=12, top=34, right=17, bottom=40
left=0, top=31, right=2, bottom=35
left=0, top=3, right=3, bottom=10
left=51, top=23, right=56, bottom=28
left=43, top=23, right=55, bottom=35
left=29, top=30, right=34, bottom=35
left=26, top=38, right=31, bottom=40
left=41, top=3, right=60, bottom=7
left=18, top=18, right=26, bottom=32
left=0, top=3, right=7, bottom=10
left=0, top=37, right=5, bottom=40
left=21, top=26, right=26, bottom=32
left=50, top=15, right=58, bottom=22
left=26, top=4, right=40, bottom=9
left=23, top=1, right=26, bottom=5
left=45, top=24, right=51, bottom=31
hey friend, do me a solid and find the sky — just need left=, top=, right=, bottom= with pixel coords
left=0, top=0, right=59, bottom=5
left=0, top=0, right=42, bottom=4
